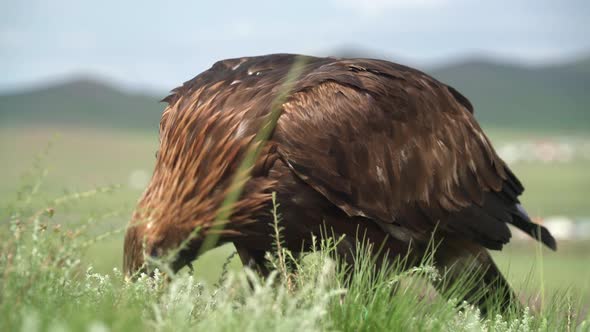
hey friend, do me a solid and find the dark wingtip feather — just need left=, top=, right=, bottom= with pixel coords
left=538, top=225, right=557, bottom=251
left=511, top=204, right=557, bottom=251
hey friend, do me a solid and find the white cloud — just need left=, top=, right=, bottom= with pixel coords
left=332, top=0, right=448, bottom=14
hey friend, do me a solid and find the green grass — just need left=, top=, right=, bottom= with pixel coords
left=1, top=180, right=588, bottom=331
left=1, top=124, right=590, bottom=331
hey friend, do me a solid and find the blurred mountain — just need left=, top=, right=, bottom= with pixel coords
left=0, top=55, right=588, bottom=131
left=428, top=56, right=590, bottom=131
left=0, top=77, right=164, bottom=131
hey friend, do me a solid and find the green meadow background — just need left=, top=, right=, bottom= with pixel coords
left=1, top=56, right=589, bottom=302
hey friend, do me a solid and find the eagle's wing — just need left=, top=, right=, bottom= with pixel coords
left=275, top=59, right=555, bottom=250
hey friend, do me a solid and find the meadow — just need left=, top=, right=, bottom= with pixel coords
left=1, top=125, right=589, bottom=331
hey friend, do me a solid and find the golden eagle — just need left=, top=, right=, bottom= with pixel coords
left=124, top=54, right=555, bottom=312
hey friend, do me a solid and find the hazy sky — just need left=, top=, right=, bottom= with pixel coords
left=1, top=0, right=588, bottom=92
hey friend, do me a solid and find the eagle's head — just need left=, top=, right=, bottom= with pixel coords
left=123, top=90, right=276, bottom=278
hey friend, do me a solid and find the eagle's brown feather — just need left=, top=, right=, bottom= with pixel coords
left=124, top=54, right=555, bottom=313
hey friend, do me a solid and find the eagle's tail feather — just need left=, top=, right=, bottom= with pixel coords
left=509, top=204, right=557, bottom=250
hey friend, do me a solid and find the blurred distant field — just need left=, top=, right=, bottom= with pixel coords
left=1, top=125, right=589, bottom=299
